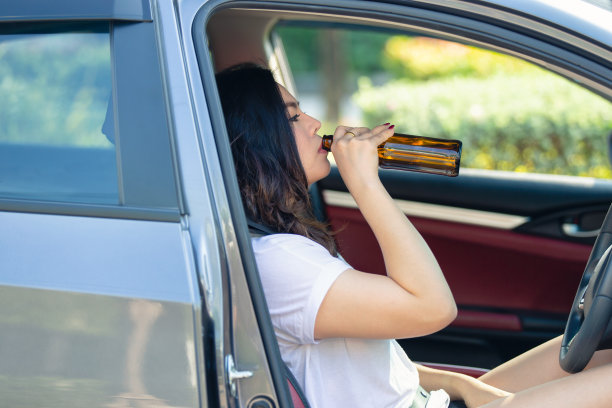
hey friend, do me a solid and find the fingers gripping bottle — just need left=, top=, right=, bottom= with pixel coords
left=321, top=133, right=462, bottom=177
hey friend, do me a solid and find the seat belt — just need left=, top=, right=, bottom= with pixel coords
left=246, top=218, right=280, bottom=237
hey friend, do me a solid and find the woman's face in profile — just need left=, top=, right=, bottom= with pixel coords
left=278, top=85, right=331, bottom=185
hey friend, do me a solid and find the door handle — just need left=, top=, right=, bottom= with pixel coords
left=226, top=355, right=254, bottom=397
left=562, top=222, right=600, bottom=238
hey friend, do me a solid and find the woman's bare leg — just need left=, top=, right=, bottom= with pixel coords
left=480, top=363, right=612, bottom=408
left=479, top=335, right=612, bottom=392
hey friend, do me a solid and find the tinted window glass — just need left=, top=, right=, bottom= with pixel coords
left=0, top=24, right=117, bottom=204
left=275, top=25, right=612, bottom=179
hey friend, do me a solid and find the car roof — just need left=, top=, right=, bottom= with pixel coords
left=380, top=0, right=611, bottom=49
left=480, top=0, right=611, bottom=40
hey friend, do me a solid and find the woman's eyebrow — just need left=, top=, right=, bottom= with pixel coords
left=285, top=101, right=300, bottom=109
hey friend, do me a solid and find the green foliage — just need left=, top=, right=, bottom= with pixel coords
left=354, top=72, right=612, bottom=177
left=0, top=32, right=112, bottom=147
left=275, top=26, right=319, bottom=74
left=364, top=35, right=612, bottom=178
left=345, top=30, right=390, bottom=74
left=275, top=26, right=389, bottom=75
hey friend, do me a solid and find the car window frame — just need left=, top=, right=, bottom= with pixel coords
left=192, top=3, right=295, bottom=408
left=0, top=0, right=152, bottom=23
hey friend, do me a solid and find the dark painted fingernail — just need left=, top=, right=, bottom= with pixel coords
left=389, top=124, right=395, bottom=129
left=383, top=122, right=390, bottom=126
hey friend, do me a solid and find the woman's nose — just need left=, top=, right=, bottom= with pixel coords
left=309, top=114, right=321, bottom=134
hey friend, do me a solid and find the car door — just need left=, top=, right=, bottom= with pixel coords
left=0, top=5, right=203, bottom=406
left=269, top=0, right=612, bottom=368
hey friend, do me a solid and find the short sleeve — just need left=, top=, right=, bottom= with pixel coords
left=252, top=234, right=351, bottom=344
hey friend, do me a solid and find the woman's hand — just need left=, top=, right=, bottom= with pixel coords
left=330, top=124, right=394, bottom=190
left=454, top=375, right=511, bottom=407
left=417, top=364, right=509, bottom=408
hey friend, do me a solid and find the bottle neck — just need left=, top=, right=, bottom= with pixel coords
left=321, top=135, right=333, bottom=152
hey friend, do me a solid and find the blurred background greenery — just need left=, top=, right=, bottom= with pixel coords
left=275, top=26, right=612, bottom=178
left=0, top=32, right=112, bottom=148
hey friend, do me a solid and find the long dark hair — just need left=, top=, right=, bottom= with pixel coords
left=216, top=63, right=337, bottom=255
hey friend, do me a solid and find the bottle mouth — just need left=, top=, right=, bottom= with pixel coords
left=321, top=135, right=333, bottom=152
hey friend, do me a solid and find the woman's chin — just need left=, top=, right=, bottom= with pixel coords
left=307, top=161, right=331, bottom=186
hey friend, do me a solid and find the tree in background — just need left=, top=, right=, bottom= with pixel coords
left=319, top=30, right=345, bottom=123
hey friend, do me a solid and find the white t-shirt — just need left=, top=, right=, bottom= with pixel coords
left=252, top=233, right=448, bottom=408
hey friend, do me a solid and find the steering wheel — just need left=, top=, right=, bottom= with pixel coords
left=560, top=202, right=612, bottom=373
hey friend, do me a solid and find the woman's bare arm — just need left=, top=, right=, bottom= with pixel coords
left=314, top=124, right=456, bottom=340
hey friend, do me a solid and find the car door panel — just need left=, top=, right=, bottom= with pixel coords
left=0, top=211, right=201, bottom=406
left=327, top=204, right=590, bottom=313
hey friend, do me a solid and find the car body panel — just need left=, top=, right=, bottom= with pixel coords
left=0, top=211, right=201, bottom=406
left=0, top=0, right=152, bottom=22
left=162, top=0, right=285, bottom=405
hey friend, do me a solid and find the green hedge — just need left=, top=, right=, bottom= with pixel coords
left=354, top=72, right=612, bottom=177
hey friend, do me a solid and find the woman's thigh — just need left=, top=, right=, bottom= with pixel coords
left=481, top=363, right=612, bottom=408
left=479, top=335, right=612, bottom=392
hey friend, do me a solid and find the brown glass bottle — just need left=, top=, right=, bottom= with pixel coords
left=321, top=133, right=462, bottom=177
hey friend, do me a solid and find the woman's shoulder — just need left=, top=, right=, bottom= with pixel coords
left=253, top=234, right=351, bottom=297
left=252, top=233, right=323, bottom=252
left=252, top=233, right=345, bottom=266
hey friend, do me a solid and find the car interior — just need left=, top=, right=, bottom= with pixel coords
left=202, top=3, right=612, bottom=406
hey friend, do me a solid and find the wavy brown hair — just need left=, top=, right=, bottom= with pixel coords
left=216, top=63, right=337, bottom=256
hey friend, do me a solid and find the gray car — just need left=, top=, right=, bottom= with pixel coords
left=1, top=0, right=611, bottom=407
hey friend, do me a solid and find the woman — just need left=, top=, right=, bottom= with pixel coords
left=215, top=63, right=612, bottom=408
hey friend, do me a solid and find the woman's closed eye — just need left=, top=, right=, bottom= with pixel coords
left=289, top=113, right=301, bottom=122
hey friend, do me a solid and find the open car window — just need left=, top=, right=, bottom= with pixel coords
left=273, top=23, right=612, bottom=180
